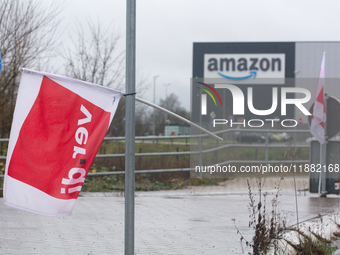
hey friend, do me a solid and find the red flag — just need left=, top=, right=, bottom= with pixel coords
left=310, top=52, right=326, bottom=144
left=4, top=69, right=122, bottom=216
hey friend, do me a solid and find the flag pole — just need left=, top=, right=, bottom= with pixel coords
left=125, top=0, right=136, bottom=254
left=135, top=97, right=223, bottom=141
left=318, top=143, right=322, bottom=196
left=321, top=94, right=328, bottom=196
left=310, top=52, right=326, bottom=197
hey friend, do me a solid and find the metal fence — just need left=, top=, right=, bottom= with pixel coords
left=0, top=128, right=312, bottom=178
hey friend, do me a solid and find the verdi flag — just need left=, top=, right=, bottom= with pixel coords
left=4, top=69, right=122, bottom=216
left=310, top=52, right=326, bottom=144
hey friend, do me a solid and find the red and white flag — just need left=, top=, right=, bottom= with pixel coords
left=310, top=52, right=326, bottom=144
left=4, top=69, right=122, bottom=216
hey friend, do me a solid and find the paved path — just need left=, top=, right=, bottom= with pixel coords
left=1, top=177, right=340, bottom=254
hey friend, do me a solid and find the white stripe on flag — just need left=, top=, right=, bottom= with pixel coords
left=4, top=69, right=123, bottom=216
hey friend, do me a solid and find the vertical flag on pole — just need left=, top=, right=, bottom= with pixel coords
left=4, top=69, right=122, bottom=216
left=310, top=52, right=326, bottom=144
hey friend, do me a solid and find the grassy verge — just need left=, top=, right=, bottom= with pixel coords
left=0, top=140, right=310, bottom=190
left=234, top=177, right=338, bottom=254
left=82, top=174, right=226, bottom=192
left=285, top=228, right=337, bottom=255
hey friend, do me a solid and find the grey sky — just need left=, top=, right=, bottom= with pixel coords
left=60, top=0, right=340, bottom=110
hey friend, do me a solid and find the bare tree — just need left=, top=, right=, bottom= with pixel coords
left=0, top=0, right=62, bottom=137
left=63, top=20, right=124, bottom=90
left=64, top=20, right=151, bottom=136
left=153, top=93, right=190, bottom=135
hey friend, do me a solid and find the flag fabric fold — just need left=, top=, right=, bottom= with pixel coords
left=310, top=52, right=326, bottom=144
left=4, top=69, right=122, bottom=216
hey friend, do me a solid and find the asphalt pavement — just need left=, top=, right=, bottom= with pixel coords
left=1, top=177, right=340, bottom=254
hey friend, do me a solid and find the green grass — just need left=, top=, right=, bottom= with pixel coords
left=0, top=139, right=310, bottom=190
left=141, top=137, right=191, bottom=144
left=285, top=230, right=337, bottom=255
left=98, top=140, right=190, bottom=154
left=82, top=174, right=226, bottom=192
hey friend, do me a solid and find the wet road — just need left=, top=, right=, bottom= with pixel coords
left=1, top=177, right=340, bottom=254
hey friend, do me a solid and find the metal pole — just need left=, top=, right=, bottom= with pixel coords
left=152, top=76, right=159, bottom=136
left=318, top=94, right=328, bottom=196
left=125, top=1, right=136, bottom=254
left=135, top=97, right=223, bottom=141
left=199, top=86, right=203, bottom=178
left=318, top=143, right=322, bottom=196
left=163, top=83, right=170, bottom=123
left=321, top=94, right=328, bottom=196
left=164, top=83, right=170, bottom=98
left=198, top=136, right=202, bottom=178
left=265, top=131, right=269, bottom=171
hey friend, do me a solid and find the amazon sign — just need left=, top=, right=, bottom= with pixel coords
left=204, top=54, right=285, bottom=84
left=192, top=42, right=295, bottom=122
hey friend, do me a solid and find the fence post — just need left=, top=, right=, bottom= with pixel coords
left=198, top=136, right=202, bottom=178
left=265, top=131, right=269, bottom=170
left=215, top=138, right=218, bottom=164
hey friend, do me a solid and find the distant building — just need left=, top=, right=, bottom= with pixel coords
left=192, top=41, right=340, bottom=126
left=164, top=124, right=190, bottom=136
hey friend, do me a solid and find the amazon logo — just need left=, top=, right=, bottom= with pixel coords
left=203, top=54, right=285, bottom=81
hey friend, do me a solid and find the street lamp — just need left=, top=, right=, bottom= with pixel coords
left=163, top=83, right=170, bottom=99
left=152, top=75, right=159, bottom=136
left=163, top=83, right=171, bottom=124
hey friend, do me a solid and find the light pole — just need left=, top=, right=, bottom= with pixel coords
left=152, top=75, right=159, bottom=136
left=163, top=83, right=170, bottom=99
left=163, top=83, right=171, bottom=125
